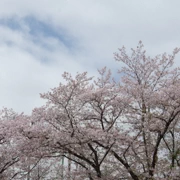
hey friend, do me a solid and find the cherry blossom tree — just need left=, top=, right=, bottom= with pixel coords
left=113, top=41, right=180, bottom=179
left=24, top=42, right=180, bottom=180
left=0, top=108, right=61, bottom=180
left=0, top=108, right=26, bottom=179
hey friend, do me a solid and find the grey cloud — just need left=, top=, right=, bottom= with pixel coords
left=0, top=0, right=179, bottom=113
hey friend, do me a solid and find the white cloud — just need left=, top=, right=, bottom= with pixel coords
left=0, top=0, right=179, bottom=114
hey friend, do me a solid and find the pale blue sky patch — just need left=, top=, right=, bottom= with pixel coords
left=0, top=17, right=22, bottom=31
left=0, top=16, right=77, bottom=52
left=24, top=16, right=76, bottom=50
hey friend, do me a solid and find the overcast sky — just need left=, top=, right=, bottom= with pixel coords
left=0, top=0, right=180, bottom=114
